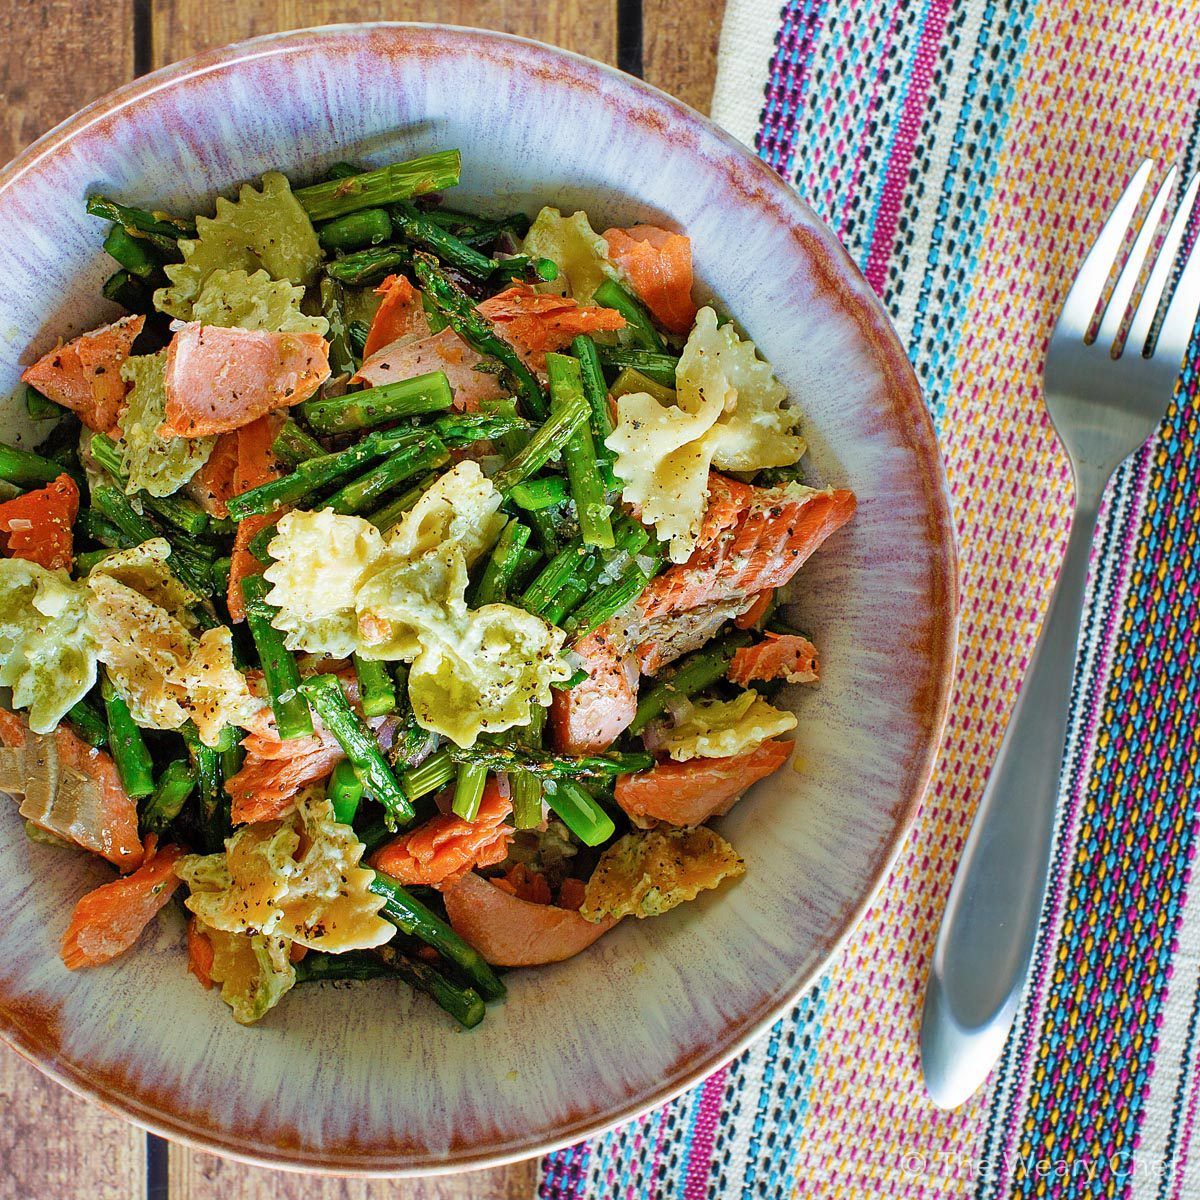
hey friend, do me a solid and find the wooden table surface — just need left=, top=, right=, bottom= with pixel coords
left=0, top=2, right=725, bottom=1196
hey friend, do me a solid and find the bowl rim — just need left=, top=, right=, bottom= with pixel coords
left=0, top=21, right=959, bottom=1176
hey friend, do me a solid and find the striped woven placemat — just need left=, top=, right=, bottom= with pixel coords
left=540, top=1, right=1200, bottom=1196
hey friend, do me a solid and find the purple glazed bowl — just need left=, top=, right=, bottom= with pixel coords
left=0, top=24, right=956, bottom=1175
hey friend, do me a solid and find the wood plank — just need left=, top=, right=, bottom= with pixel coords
left=169, top=1152, right=538, bottom=1199
left=0, top=0, right=137, bottom=162
left=153, top=9, right=614, bottom=1193
left=0, top=1, right=148, bottom=1194
left=148, top=2, right=618, bottom=69
left=0, top=1048, right=147, bottom=1200
left=643, top=0, right=727, bottom=115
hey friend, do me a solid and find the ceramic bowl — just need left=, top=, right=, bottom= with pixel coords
left=0, top=24, right=956, bottom=1174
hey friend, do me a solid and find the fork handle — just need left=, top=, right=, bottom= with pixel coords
left=921, top=492, right=1099, bottom=1108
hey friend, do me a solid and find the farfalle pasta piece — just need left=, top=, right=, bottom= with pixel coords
left=177, top=790, right=394, bottom=953
left=203, top=924, right=297, bottom=1025
left=263, top=465, right=565, bottom=746
left=155, top=172, right=321, bottom=320
left=403, top=604, right=570, bottom=747
left=86, top=574, right=193, bottom=730
left=173, top=627, right=265, bottom=748
left=353, top=540, right=470, bottom=660
left=520, top=207, right=617, bottom=301
left=694, top=310, right=806, bottom=473
left=605, top=376, right=727, bottom=563
left=81, top=538, right=198, bottom=615
left=263, top=509, right=386, bottom=655
left=191, top=268, right=328, bottom=335
left=0, top=559, right=96, bottom=732
left=606, top=307, right=807, bottom=562
left=580, top=826, right=745, bottom=922
left=85, top=543, right=260, bottom=744
left=653, top=690, right=797, bottom=761
left=385, top=460, right=505, bottom=565
left=117, top=352, right=215, bottom=498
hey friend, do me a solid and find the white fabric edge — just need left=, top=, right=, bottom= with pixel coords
left=711, top=0, right=781, bottom=144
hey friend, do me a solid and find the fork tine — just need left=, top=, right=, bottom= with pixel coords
left=1056, top=159, right=1154, bottom=337
left=1127, top=170, right=1200, bottom=355
left=1154, top=189, right=1200, bottom=365
left=1097, top=164, right=1177, bottom=351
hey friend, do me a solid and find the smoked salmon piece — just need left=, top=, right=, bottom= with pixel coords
left=442, top=870, right=618, bottom=967
left=60, top=840, right=183, bottom=969
left=187, top=916, right=215, bottom=988
left=696, top=473, right=756, bottom=552
left=554, top=481, right=853, bottom=751
left=550, top=625, right=640, bottom=755
left=226, top=414, right=282, bottom=623
left=556, top=876, right=587, bottom=911
left=363, top=274, right=428, bottom=358
left=729, top=632, right=819, bottom=687
left=614, top=739, right=793, bottom=827
left=635, top=599, right=746, bottom=677
left=0, top=709, right=142, bottom=871
left=491, top=863, right=553, bottom=905
left=161, top=323, right=330, bottom=437
left=187, top=432, right=238, bottom=518
left=734, top=590, right=774, bottom=630
left=477, top=283, right=626, bottom=360
left=226, top=727, right=343, bottom=825
left=0, top=473, right=79, bottom=571
left=370, top=780, right=512, bottom=888
left=638, top=487, right=857, bottom=624
left=354, top=283, right=613, bottom=407
left=21, top=314, right=144, bottom=433
left=355, top=326, right=505, bottom=412
left=602, top=225, right=697, bottom=334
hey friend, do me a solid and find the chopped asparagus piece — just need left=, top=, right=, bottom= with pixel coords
left=547, top=352, right=614, bottom=549
left=141, top=759, right=197, bottom=834
left=99, top=672, right=154, bottom=799
left=271, top=417, right=325, bottom=466
left=472, top=519, right=531, bottom=606
left=298, top=674, right=413, bottom=827
left=596, top=345, right=678, bottom=386
left=592, top=278, right=666, bottom=352
left=543, top=779, right=616, bottom=847
left=328, top=758, right=365, bottom=826
left=85, top=194, right=195, bottom=243
left=0, top=441, right=65, bottom=486
left=299, top=372, right=453, bottom=434
left=225, top=426, right=419, bottom=519
left=447, top=743, right=654, bottom=779
left=354, top=655, right=397, bottom=718
left=295, top=150, right=462, bottom=222
left=102, top=223, right=159, bottom=278
left=509, top=476, right=569, bottom=511
left=241, top=575, right=314, bottom=741
left=629, top=631, right=754, bottom=733
left=325, top=245, right=411, bottom=286
left=369, top=870, right=505, bottom=1001
left=391, top=200, right=499, bottom=279
left=324, top=435, right=450, bottom=515
left=317, top=208, right=393, bottom=252
left=451, top=762, right=489, bottom=821
left=490, top=391, right=589, bottom=496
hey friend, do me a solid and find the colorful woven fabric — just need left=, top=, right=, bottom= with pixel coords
left=539, top=1, right=1200, bottom=1197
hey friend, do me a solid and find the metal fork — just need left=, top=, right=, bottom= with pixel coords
left=921, top=160, right=1200, bottom=1109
